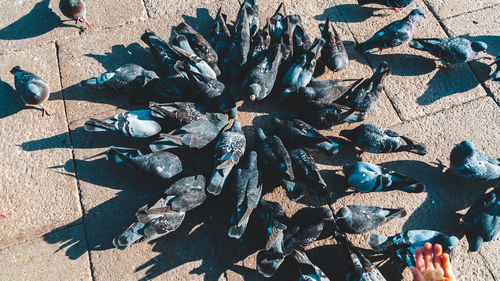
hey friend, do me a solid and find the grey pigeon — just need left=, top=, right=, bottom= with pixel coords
left=290, top=15, right=312, bottom=57
left=228, top=151, right=263, bottom=239
left=207, top=121, right=246, bottom=196
left=10, top=66, right=51, bottom=116
left=334, top=231, right=387, bottom=281
left=339, top=61, right=391, bottom=114
left=237, top=0, right=260, bottom=38
left=336, top=204, right=407, bottom=234
left=269, top=3, right=285, bottom=43
left=289, top=148, right=327, bottom=196
left=254, top=199, right=289, bottom=252
left=210, top=8, right=232, bottom=60
left=243, top=43, right=282, bottom=101
left=171, top=41, right=217, bottom=79
left=149, top=101, right=209, bottom=127
left=450, top=140, right=500, bottom=180
left=248, top=23, right=270, bottom=64
left=175, top=61, right=236, bottom=118
left=113, top=175, right=206, bottom=249
left=282, top=37, right=326, bottom=100
left=293, top=250, right=330, bottom=281
left=409, top=37, right=487, bottom=69
left=255, top=127, right=303, bottom=201
left=343, top=162, right=426, bottom=193
left=369, top=230, right=459, bottom=267
left=84, top=110, right=162, bottom=138
left=298, top=100, right=364, bottom=130
left=272, top=117, right=340, bottom=156
left=174, top=22, right=221, bottom=76
left=357, top=0, right=415, bottom=12
left=80, top=64, right=158, bottom=94
left=257, top=207, right=334, bottom=277
left=141, top=30, right=180, bottom=76
left=143, top=73, right=192, bottom=102
left=106, top=147, right=182, bottom=181
left=463, top=186, right=500, bottom=252
left=340, top=123, right=427, bottom=155
left=355, top=9, right=425, bottom=54
left=295, top=78, right=363, bottom=104
left=489, top=54, right=500, bottom=83
left=149, top=113, right=228, bottom=152
left=319, top=18, right=348, bottom=72
left=59, top=0, right=91, bottom=28
left=223, top=5, right=251, bottom=78
left=277, top=16, right=296, bottom=78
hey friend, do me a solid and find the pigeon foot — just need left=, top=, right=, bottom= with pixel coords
left=41, top=104, right=51, bottom=117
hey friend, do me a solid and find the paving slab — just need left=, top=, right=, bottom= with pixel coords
left=422, top=0, right=499, bottom=20
left=442, top=5, right=500, bottom=105
left=478, top=233, right=500, bottom=279
left=0, top=43, right=81, bottom=249
left=0, top=224, right=91, bottom=281
left=333, top=0, right=488, bottom=121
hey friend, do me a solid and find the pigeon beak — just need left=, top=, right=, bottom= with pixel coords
left=250, top=94, right=257, bottom=101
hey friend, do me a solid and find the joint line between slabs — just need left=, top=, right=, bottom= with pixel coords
left=54, top=41, right=97, bottom=281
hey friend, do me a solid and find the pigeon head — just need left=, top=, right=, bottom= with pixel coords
left=230, top=120, right=242, bottom=132
left=332, top=56, right=347, bottom=72
left=247, top=83, right=262, bottom=101
left=143, top=70, right=159, bottom=84
left=227, top=107, right=237, bottom=119
left=317, top=207, right=334, bottom=221
left=471, top=41, right=487, bottom=52
left=456, top=140, right=475, bottom=154
left=255, top=127, right=267, bottom=141
left=10, top=66, right=22, bottom=74
left=409, top=8, right=426, bottom=18
left=335, top=206, right=352, bottom=227
left=339, top=128, right=354, bottom=140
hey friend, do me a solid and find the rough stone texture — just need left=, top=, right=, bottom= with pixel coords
left=0, top=224, right=91, bottom=281
left=442, top=5, right=500, bottom=104
left=0, top=43, right=81, bottom=249
left=422, top=0, right=499, bottom=20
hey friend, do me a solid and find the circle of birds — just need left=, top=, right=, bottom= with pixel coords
left=6, top=0, right=500, bottom=280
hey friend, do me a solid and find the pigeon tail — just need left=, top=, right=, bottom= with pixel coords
left=343, top=111, right=366, bottom=123
left=399, top=136, right=427, bottom=155
left=396, top=182, right=426, bottom=193
left=113, top=221, right=145, bottom=250
left=207, top=168, right=229, bottom=195
left=84, top=118, right=116, bottom=132
left=80, top=72, right=114, bottom=88
left=368, top=233, right=389, bottom=252
left=467, top=234, right=483, bottom=252
left=408, top=39, right=425, bottom=50
left=257, top=250, right=285, bottom=278
left=105, top=147, right=141, bottom=169
left=228, top=209, right=252, bottom=239
left=354, top=41, right=377, bottom=54
left=149, top=135, right=183, bottom=152
left=384, top=208, right=407, bottom=224
left=314, top=141, right=339, bottom=156
left=281, top=180, right=304, bottom=201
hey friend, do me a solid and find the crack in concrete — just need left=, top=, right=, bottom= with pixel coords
left=55, top=41, right=96, bottom=281
left=478, top=250, right=499, bottom=281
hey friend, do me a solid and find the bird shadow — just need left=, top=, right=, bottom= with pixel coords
left=315, top=5, right=387, bottom=23
left=84, top=43, right=154, bottom=72
left=0, top=0, right=82, bottom=41
left=0, top=78, right=30, bottom=119
left=181, top=8, right=214, bottom=40
left=417, top=64, right=480, bottom=106
left=353, top=52, right=437, bottom=76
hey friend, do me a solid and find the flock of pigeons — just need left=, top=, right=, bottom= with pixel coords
left=5, top=0, right=500, bottom=280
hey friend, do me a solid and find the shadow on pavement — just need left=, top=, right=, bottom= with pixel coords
left=0, top=77, right=27, bottom=119
left=315, top=4, right=386, bottom=23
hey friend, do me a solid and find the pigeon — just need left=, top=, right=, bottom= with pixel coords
left=282, top=37, right=326, bottom=100
left=334, top=231, right=387, bottom=281
left=113, top=175, right=206, bottom=249
left=149, top=113, right=228, bottom=151
left=289, top=148, right=328, bottom=196
left=298, top=100, right=365, bottom=130
left=255, top=127, right=303, bottom=201
left=272, top=117, right=340, bottom=156
left=340, top=123, right=427, bottom=155
left=355, top=8, right=425, bottom=54
left=295, top=78, right=363, bottom=104
left=84, top=110, right=162, bottom=138
left=343, top=162, right=426, bottom=193
left=368, top=230, right=459, bottom=266
left=170, top=41, right=217, bottom=80
left=248, top=23, right=270, bottom=64
left=277, top=16, right=297, bottom=77
left=237, top=0, right=260, bottom=38
left=59, top=0, right=91, bottom=28
left=409, top=37, right=488, bottom=69
left=357, top=0, right=416, bottom=12
left=243, top=43, right=282, bottom=101
left=228, top=151, right=263, bottom=239
left=293, top=250, right=330, bottom=281
left=141, top=30, right=180, bottom=76
left=338, top=61, right=391, bottom=115
left=253, top=199, right=289, bottom=250
left=450, top=140, right=500, bottom=180
left=210, top=8, right=232, bottom=60
left=10, top=66, right=51, bottom=116
left=290, top=15, right=312, bottom=57
left=207, top=121, right=246, bottom=196
left=335, top=204, right=407, bottom=234
left=80, top=64, right=158, bottom=94
left=223, top=5, right=251, bottom=78
left=149, top=101, right=210, bottom=127
left=319, top=18, right=348, bottom=72
left=489, top=54, right=500, bottom=83
left=269, top=3, right=286, bottom=43
left=143, top=74, right=193, bottom=103
left=174, top=22, right=221, bottom=76
left=463, top=185, right=500, bottom=252
left=106, top=147, right=183, bottom=181
left=175, top=61, right=236, bottom=118
left=257, top=207, right=334, bottom=277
